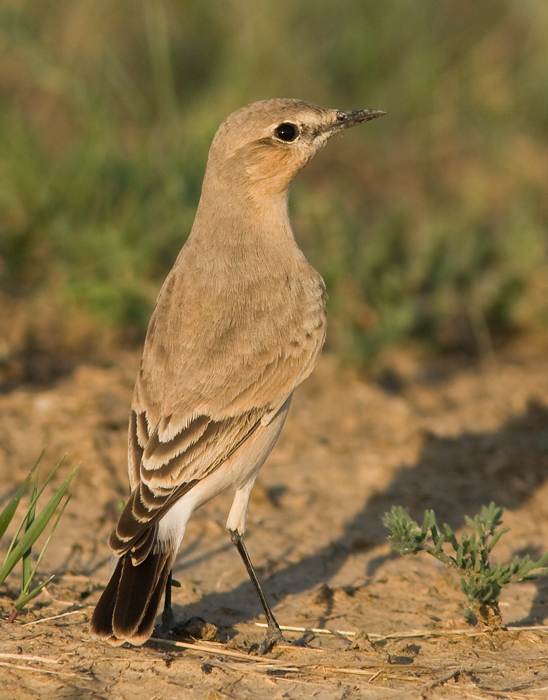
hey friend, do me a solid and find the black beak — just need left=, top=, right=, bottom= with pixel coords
left=324, top=108, right=386, bottom=134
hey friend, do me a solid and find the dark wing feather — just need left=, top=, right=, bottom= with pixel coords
left=111, top=408, right=263, bottom=556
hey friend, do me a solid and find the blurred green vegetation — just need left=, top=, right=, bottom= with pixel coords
left=1, top=0, right=548, bottom=368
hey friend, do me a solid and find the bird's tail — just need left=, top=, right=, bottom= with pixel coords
left=90, top=543, right=174, bottom=645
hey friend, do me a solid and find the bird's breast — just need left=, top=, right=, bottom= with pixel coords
left=137, top=240, right=326, bottom=417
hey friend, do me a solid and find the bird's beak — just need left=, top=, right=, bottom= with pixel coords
left=323, top=109, right=386, bottom=135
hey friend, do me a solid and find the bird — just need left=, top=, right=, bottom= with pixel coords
left=90, top=98, right=385, bottom=652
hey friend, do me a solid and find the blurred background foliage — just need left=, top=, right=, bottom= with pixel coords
left=1, top=0, right=548, bottom=375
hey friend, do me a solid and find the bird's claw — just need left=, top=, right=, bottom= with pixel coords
left=250, top=623, right=287, bottom=655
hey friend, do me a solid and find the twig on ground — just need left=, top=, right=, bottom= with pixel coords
left=423, top=667, right=461, bottom=691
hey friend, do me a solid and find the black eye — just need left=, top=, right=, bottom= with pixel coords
left=274, top=122, right=299, bottom=142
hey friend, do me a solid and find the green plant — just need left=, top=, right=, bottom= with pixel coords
left=383, top=502, right=548, bottom=627
left=0, top=452, right=78, bottom=622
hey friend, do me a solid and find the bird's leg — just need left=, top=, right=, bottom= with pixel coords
left=161, top=568, right=174, bottom=627
left=228, top=529, right=286, bottom=653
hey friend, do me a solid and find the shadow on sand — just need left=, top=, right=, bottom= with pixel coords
left=170, top=399, right=548, bottom=632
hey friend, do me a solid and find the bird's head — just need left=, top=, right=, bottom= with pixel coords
left=204, top=99, right=385, bottom=203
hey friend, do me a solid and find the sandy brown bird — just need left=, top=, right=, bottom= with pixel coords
left=91, top=98, right=384, bottom=651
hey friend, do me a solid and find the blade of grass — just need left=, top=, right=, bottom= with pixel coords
left=16, top=495, right=72, bottom=609
left=0, top=464, right=78, bottom=586
left=21, top=471, right=39, bottom=594
left=0, top=451, right=43, bottom=539
left=4, top=456, right=66, bottom=561
left=13, top=576, right=55, bottom=613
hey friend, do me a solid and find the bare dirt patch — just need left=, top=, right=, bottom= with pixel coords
left=1, top=342, right=548, bottom=699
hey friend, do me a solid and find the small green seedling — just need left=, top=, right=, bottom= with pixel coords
left=383, top=502, right=548, bottom=627
left=0, top=452, right=78, bottom=621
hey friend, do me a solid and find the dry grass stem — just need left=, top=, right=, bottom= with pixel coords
left=368, top=669, right=382, bottom=683
left=22, top=609, right=86, bottom=626
left=149, top=637, right=283, bottom=662
left=318, top=665, right=378, bottom=677
left=373, top=625, right=548, bottom=642
left=255, top=622, right=357, bottom=636
left=0, top=653, right=59, bottom=664
left=0, top=661, right=91, bottom=680
left=506, top=626, right=548, bottom=634
left=254, top=622, right=548, bottom=641
left=476, top=691, right=548, bottom=699
left=424, top=667, right=461, bottom=690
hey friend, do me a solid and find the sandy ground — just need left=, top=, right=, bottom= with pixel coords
left=1, top=341, right=548, bottom=699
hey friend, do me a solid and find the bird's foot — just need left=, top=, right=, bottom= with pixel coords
left=251, top=622, right=287, bottom=655
left=153, top=605, right=175, bottom=639
left=161, top=604, right=175, bottom=629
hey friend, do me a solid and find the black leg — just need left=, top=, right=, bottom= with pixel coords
left=161, top=569, right=174, bottom=627
left=229, top=529, right=286, bottom=653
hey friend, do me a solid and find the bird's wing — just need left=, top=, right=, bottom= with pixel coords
left=111, top=261, right=326, bottom=558
left=111, top=405, right=264, bottom=559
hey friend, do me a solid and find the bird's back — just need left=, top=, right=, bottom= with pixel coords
left=133, top=224, right=326, bottom=431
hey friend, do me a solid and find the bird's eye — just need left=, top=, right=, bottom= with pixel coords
left=274, top=122, right=299, bottom=142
